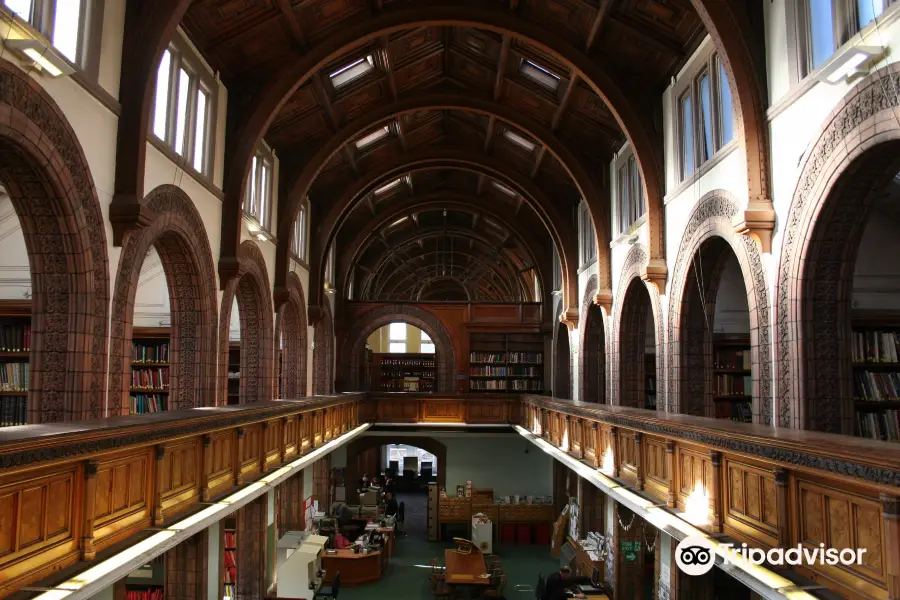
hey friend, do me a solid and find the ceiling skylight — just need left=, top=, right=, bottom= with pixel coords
left=492, top=181, right=516, bottom=196
left=374, top=177, right=402, bottom=195
left=329, top=55, right=375, bottom=88
left=355, top=125, right=390, bottom=150
left=503, top=130, right=536, bottom=152
left=521, top=59, right=560, bottom=91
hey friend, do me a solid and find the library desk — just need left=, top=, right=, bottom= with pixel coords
left=321, top=549, right=384, bottom=586
left=443, top=549, right=490, bottom=586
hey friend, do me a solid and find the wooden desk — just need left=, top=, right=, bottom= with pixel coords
left=321, top=549, right=383, bottom=586
left=443, top=549, right=490, bottom=586
left=377, top=527, right=394, bottom=558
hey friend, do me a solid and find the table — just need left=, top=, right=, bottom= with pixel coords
left=321, top=549, right=384, bottom=586
left=443, top=549, right=490, bottom=586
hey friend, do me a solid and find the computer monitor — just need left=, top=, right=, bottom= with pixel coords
left=559, top=541, right=576, bottom=568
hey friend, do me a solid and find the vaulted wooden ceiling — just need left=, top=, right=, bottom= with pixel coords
left=181, top=0, right=706, bottom=302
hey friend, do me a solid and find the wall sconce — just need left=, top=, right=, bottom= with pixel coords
left=816, top=45, right=884, bottom=84
left=3, top=38, right=74, bottom=78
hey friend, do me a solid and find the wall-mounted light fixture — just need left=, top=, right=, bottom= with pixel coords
left=3, top=38, right=74, bottom=78
left=816, top=45, right=884, bottom=84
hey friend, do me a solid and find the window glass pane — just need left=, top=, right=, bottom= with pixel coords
left=719, top=61, right=734, bottom=145
left=808, top=0, right=836, bottom=69
left=260, top=162, right=270, bottom=229
left=5, top=0, right=33, bottom=22
left=192, top=89, right=208, bottom=173
left=389, top=322, right=406, bottom=340
left=249, top=156, right=258, bottom=215
left=681, top=93, right=695, bottom=178
left=421, top=331, right=432, bottom=343
left=152, top=50, right=172, bottom=140
left=389, top=342, right=406, bottom=353
left=421, top=343, right=435, bottom=354
left=617, top=165, right=628, bottom=234
left=174, top=69, right=191, bottom=155
left=858, top=0, right=884, bottom=28
left=698, top=73, right=713, bottom=163
left=52, top=0, right=82, bottom=63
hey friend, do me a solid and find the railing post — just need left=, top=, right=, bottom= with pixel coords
left=235, top=427, right=245, bottom=485
left=591, top=422, right=600, bottom=467
left=881, top=494, right=900, bottom=600
left=153, top=445, right=166, bottom=526
left=666, top=440, right=676, bottom=508
left=81, top=460, right=98, bottom=560
left=280, top=417, right=289, bottom=464
left=634, top=432, right=644, bottom=491
left=775, top=468, right=790, bottom=546
left=201, top=434, right=212, bottom=502
left=709, top=451, right=722, bottom=533
left=262, top=420, right=272, bottom=472
left=610, top=427, right=620, bottom=478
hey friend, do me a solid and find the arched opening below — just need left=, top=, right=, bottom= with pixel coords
left=365, top=321, right=437, bottom=392
left=227, top=296, right=240, bottom=405
left=582, top=304, right=606, bottom=403
left=680, top=239, right=753, bottom=421
left=554, top=322, right=571, bottom=399
left=618, top=280, right=656, bottom=409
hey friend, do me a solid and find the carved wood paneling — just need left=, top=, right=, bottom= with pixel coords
left=643, top=435, right=669, bottom=504
left=421, top=399, right=464, bottom=422
left=205, top=431, right=235, bottom=500
left=618, top=429, right=639, bottom=487
left=92, top=450, right=152, bottom=550
left=722, top=458, right=780, bottom=549
left=239, top=424, right=263, bottom=482
left=158, top=439, right=201, bottom=521
left=675, top=445, right=713, bottom=522
left=465, top=400, right=508, bottom=423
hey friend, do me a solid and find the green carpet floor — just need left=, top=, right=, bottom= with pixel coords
left=336, top=494, right=558, bottom=600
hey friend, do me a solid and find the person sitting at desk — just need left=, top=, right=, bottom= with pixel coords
left=542, top=566, right=589, bottom=600
left=383, top=491, right=399, bottom=517
left=358, top=473, right=369, bottom=492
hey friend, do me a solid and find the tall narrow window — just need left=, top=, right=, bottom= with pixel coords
left=617, top=164, right=628, bottom=235
left=192, top=89, right=209, bottom=172
left=259, top=161, right=271, bottom=231
left=858, top=0, right=885, bottom=28
left=421, top=331, right=435, bottom=354
left=389, top=322, right=407, bottom=353
left=153, top=50, right=172, bottom=140
left=4, top=0, right=33, bottom=20
left=718, top=60, right=734, bottom=145
left=174, top=68, right=191, bottom=155
left=808, top=0, right=836, bottom=69
left=292, top=205, right=307, bottom=260
left=629, top=156, right=644, bottom=224
left=697, top=72, right=713, bottom=164
left=51, top=0, right=82, bottom=63
left=680, top=92, right=695, bottom=179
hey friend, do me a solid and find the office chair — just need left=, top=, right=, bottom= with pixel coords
left=396, top=501, right=406, bottom=537
left=314, top=571, right=340, bottom=599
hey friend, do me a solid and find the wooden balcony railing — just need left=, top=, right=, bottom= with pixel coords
left=520, top=395, right=900, bottom=600
left=0, top=394, right=363, bottom=598
left=2, top=392, right=899, bottom=599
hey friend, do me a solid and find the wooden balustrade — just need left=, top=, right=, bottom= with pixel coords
left=364, top=392, right=520, bottom=425
left=0, top=394, right=362, bottom=598
left=521, top=395, right=900, bottom=600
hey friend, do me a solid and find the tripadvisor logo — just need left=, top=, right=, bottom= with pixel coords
left=675, top=536, right=868, bottom=576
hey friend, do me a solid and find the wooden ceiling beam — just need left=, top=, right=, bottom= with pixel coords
left=586, top=0, right=612, bottom=52
left=493, top=34, right=511, bottom=102
left=530, top=146, right=547, bottom=179
left=476, top=174, right=487, bottom=196
left=273, top=0, right=305, bottom=48
left=532, top=70, right=580, bottom=179
left=311, top=71, right=359, bottom=176
left=366, top=194, right=376, bottom=215
left=607, top=15, right=683, bottom=58
left=382, top=36, right=398, bottom=102
left=483, top=116, right=496, bottom=154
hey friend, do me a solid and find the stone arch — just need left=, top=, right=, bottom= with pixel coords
left=578, top=275, right=607, bottom=404
left=108, top=185, right=218, bottom=413
left=340, top=304, right=457, bottom=393
left=666, top=191, right=771, bottom=423
left=218, top=240, right=274, bottom=404
left=776, top=63, right=900, bottom=432
left=611, top=244, right=664, bottom=409
left=345, top=435, right=448, bottom=495
left=0, top=59, right=109, bottom=421
left=274, top=271, right=309, bottom=398
left=552, top=303, right=572, bottom=399
left=313, top=300, right=335, bottom=395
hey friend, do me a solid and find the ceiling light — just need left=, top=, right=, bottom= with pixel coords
left=329, top=55, right=375, bottom=88
left=3, top=38, right=74, bottom=78
left=374, top=178, right=402, bottom=195
left=816, top=45, right=883, bottom=84
left=390, top=216, right=409, bottom=227
left=492, top=181, right=516, bottom=196
left=520, top=59, right=560, bottom=91
left=503, top=130, right=536, bottom=152
left=355, top=125, right=391, bottom=150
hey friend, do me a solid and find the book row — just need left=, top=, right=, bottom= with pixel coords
left=379, top=357, right=435, bottom=367
left=852, top=329, right=900, bottom=364
left=469, top=352, right=544, bottom=364
left=857, top=409, right=900, bottom=442
left=0, top=396, right=26, bottom=427
left=854, top=370, right=900, bottom=401
left=470, top=366, right=541, bottom=377
left=714, top=398, right=752, bottom=423
left=715, top=374, right=752, bottom=396
left=0, top=323, right=30, bottom=352
left=124, top=590, right=163, bottom=600
left=131, top=367, right=169, bottom=390
left=0, top=362, right=28, bottom=391
left=130, top=394, right=167, bottom=414
left=713, top=348, right=751, bottom=370
left=132, top=342, right=169, bottom=363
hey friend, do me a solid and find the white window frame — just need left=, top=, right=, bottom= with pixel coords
left=329, top=54, right=375, bottom=89
left=388, top=322, right=406, bottom=354
left=520, top=59, right=561, bottom=91
left=578, top=201, right=596, bottom=267
left=613, top=150, right=646, bottom=237
left=3, top=0, right=98, bottom=72
left=151, top=37, right=217, bottom=178
left=291, top=200, right=308, bottom=261
left=421, top=330, right=435, bottom=354
left=243, top=147, right=274, bottom=233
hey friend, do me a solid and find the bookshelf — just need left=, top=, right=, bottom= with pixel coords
left=130, top=328, right=170, bottom=415
left=223, top=520, right=237, bottom=599
left=0, top=305, right=29, bottom=427
left=712, top=337, right=752, bottom=423
left=468, top=332, right=544, bottom=393
left=227, top=344, right=240, bottom=405
left=852, top=314, right=900, bottom=442
left=122, top=555, right=164, bottom=600
left=373, top=353, right=436, bottom=392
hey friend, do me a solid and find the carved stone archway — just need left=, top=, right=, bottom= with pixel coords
left=345, top=435, right=448, bottom=495
left=218, top=241, right=274, bottom=404
left=340, top=304, right=457, bottom=392
left=666, top=191, right=771, bottom=423
left=776, top=63, right=900, bottom=432
left=611, top=244, right=664, bottom=409
left=275, top=271, right=309, bottom=398
left=0, top=59, right=109, bottom=421
left=313, top=300, right=335, bottom=395
left=578, top=275, right=607, bottom=403
left=108, top=185, right=218, bottom=413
